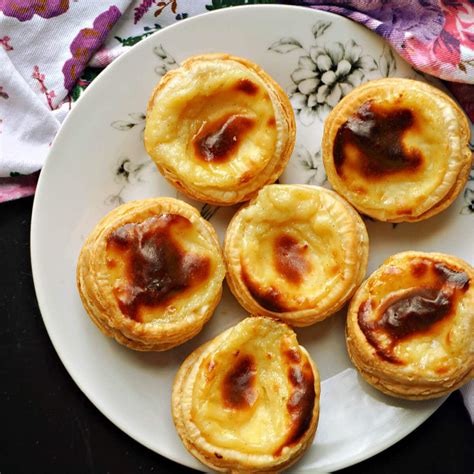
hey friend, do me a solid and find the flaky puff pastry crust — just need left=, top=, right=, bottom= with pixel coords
left=224, top=185, right=369, bottom=326
left=172, top=316, right=320, bottom=473
left=144, top=53, right=295, bottom=206
left=322, top=78, right=473, bottom=222
left=76, top=198, right=225, bottom=351
left=346, top=251, right=474, bottom=400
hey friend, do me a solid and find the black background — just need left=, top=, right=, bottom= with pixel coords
left=1, top=196, right=473, bottom=473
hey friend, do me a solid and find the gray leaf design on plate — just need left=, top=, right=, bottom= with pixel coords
left=460, top=162, right=474, bottom=215
left=111, top=112, right=145, bottom=131
left=114, top=157, right=148, bottom=184
left=460, top=188, right=474, bottom=215
left=377, top=45, right=396, bottom=77
left=296, top=146, right=327, bottom=185
left=154, top=45, right=178, bottom=76
left=312, top=20, right=331, bottom=39
left=105, top=157, right=151, bottom=206
left=268, top=37, right=303, bottom=54
left=105, top=188, right=125, bottom=207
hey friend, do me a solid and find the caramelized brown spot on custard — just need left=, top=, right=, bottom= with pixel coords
left=334, top=101, right=423, bottom=179
left=358, top=260, right=470, bottom=364
left=357, top=300, right=400, bottom=364
left=267, top=117, right=276, bottom=127
left=274, top=234, right=311, bottom=284
left=284, top=348, right=301, bottom=364
left=241, top=266, right=288, bottom=313
left=379, top=288, right=452, bottom=339
left=222, top=354, right=257, bottom=409
left=274, top=359, right=315, bottom=456
left=411, top=259, right=428, bottom=278
left=193, top=114, right=255, bottom=163
left=106, top=215, right=210, bottom=322
left=235, top=78, right=259, bottom=95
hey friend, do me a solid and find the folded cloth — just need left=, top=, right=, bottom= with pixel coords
left=300, top=1, right=474, bottom=85
left=0, top=0, right=134, bottom=196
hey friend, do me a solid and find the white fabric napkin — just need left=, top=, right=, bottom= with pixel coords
left=0, top=1, right=133, bottom=178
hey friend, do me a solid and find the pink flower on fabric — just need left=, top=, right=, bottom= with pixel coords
left=0, top=86, right=9, bottom=99
left=0, top=172, right=39, bottom=202
left=404, top=0, right=474, bottom=77
left=441, top=1, right=474, bottom=57
left=32, top=65, right=57, bottom=110
left=0, top=0, right=69, bottom=21
left=0, top=36, right=13, bottom=51
left=62, top=6, right=121, bottom=91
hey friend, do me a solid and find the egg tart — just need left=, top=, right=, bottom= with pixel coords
left=76, top=198, right=225, bottom=351
left=346, top=251, right=474, bottom=399
left=144, top=53, right=296, bottom=206
left=172, top=316, right=320, bottom=472
left=224, top=184, right=369, bottom=326
left=322, top=78, right=472, bottom=222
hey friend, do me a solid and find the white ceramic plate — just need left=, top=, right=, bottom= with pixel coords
left=31, top=5, right=474, bottom=473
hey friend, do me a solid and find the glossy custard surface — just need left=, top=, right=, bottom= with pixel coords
left=358, top=256, right=471, bottom=370
left=236, top=186, right=362, bottom=313
left=191, top=318, right=316, bottom=455
left=325, top=81, right=468, bottom=220
left=145, top=58, right=278, bottom=190
left=106, top=214, right=217, bottom=323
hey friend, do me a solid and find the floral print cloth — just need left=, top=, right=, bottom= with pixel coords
left=301, top=0, right=474, bottom=84
left=0, top=0, right=133, bottom=198
left=0, top=0, right=473, bottom=202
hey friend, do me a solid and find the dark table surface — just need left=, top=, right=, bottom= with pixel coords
left=1, top=196, right=473, bottom=474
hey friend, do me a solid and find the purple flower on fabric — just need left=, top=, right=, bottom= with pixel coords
left=369, top=0, right=444, bottom=44
left=302, top=0, right=444, bottom=44
left=0, top=0, right=69, bottom=21
left=62, top=6, right=121, bottom=91
left=134, top=0, right=154, bottom=24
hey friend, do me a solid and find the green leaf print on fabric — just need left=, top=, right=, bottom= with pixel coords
left=115, top=24, right=162, bottom=47
left=206, top=0, right=275, bottom=11
left=70, top=67, right=102, bottom=102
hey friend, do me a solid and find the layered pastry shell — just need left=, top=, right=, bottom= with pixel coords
left=224, top=184, right=369, bottom=326
left=144, top=53, right=296, bottom=206
left=76, top=198, right=225, bottom=351
left=172, top=316, right=320, bottom=472
left=322, top=78, right=473, bottom=222
left=346, top=251, right=474, bottom=399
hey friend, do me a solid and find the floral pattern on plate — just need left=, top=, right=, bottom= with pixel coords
left=105, top=157, right=151, bottom=206
left=269, top=20, right=397, bottom=125
left=295, top=145, right=327, bottom=186
left=153, top=44, right=178, bottom=75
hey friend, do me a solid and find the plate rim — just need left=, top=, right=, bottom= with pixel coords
left=30, top=4, right=446, bottom=472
